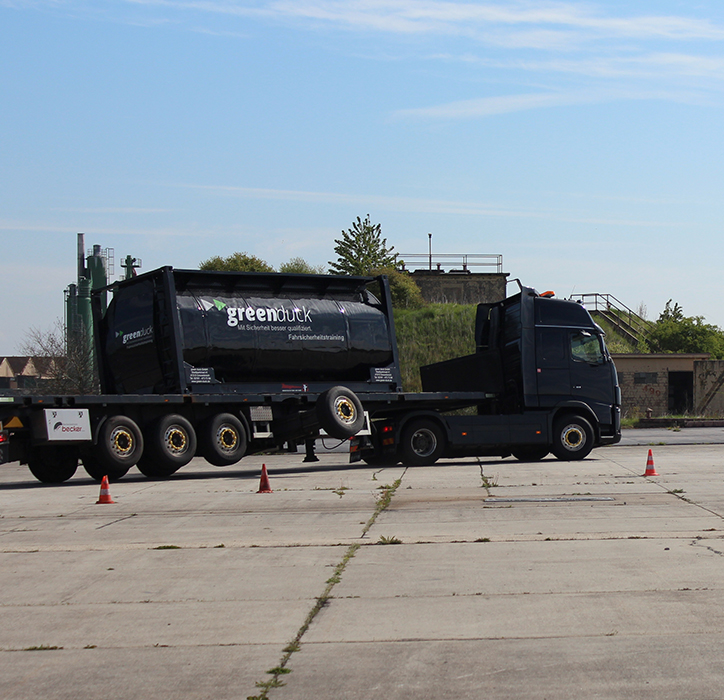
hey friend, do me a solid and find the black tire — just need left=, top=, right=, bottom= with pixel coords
left=362, top=454, right=400, bottom=466
left=92, top=415, right=144, bottom=477
left=399, top=418, right=446, bottom=466
left=27, top=445, right=79, bottom=483
left=316, top=387, right=364, bottom=439
left=81, top=453, right=130, bottom=482
left=135, top=454, right=179, bottom=479
left=137, top=414, right=197, bottom=478
left=198, top=413, right=247, bottom=466
left=551, top=415, right=594, bottom=461
left=511, top=446, right=549, bottom=462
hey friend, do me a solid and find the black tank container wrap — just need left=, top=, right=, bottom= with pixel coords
left=97, top=277, right=164, bottom=394
left=95, top=267, right=398, bottom=394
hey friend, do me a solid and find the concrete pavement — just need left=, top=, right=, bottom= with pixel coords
left=1, top=439, right=724, bottom=699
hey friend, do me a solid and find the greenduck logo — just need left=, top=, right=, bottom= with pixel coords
left=227, top=305, right=312, bottom=327
left=197, top=296, right=314, bottom=328
left=199, top=298, right=228, bottom=312
left=117, top=326, right=154, bottom=346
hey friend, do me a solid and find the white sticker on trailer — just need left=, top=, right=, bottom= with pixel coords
left=44, top=409, right=92, bottom=441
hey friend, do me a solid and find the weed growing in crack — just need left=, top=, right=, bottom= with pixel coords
left=481, top=474, right=498, bottom=489
left=377, top=535, right=402, bottom=545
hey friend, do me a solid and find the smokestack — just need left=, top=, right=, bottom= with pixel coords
left=77, top=232, right=86, bottom=281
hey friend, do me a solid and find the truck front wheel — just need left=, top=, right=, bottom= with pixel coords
left=511, top=447, right=549, bottom=462
left=400, top=419, right=445, bottom=466
left=137, top=414, right=197, bottom=478
left=551, top=415, right=594, bottom=461
left=28, top=445, right=79, bottom=483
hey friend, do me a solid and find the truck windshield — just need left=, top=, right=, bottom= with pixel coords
left=571, top=332, right=605, bottom=364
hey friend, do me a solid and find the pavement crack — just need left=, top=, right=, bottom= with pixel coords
left=360, top=472, right=406, bottom=538
left=690, top=539, right=724, bottom=556
left=96, top=514, right=138, bottom=530
left=247, top=473, right=405, bottom=699
left=246, top=543, right=361, bottom=700
left=478, top=458, right=497, bottom=494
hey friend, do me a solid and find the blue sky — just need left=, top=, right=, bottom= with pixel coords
left=2, top=0, right=724, bottom=354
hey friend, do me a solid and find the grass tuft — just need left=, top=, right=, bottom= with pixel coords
left=377, top=535, right=402, bottom=545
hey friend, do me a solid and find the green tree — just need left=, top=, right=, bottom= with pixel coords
left=199, top=252, right=274, bottom=272
left=371, top=267, right=425, bottom=309
left=279, top=257, right=326, bottom=274
left=647, top=300, right=724, bottom=358
left=328, top=215, right=396, bottom=275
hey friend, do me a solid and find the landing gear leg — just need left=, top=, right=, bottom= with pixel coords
left=303, top=438, right=319, bottom=463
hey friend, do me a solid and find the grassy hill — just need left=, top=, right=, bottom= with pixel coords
left=393, top=304, right=476, bottom=392
left=591, top=316, right=640, bottom=353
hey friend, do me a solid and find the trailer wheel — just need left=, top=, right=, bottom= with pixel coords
left=27, top=445, right=79, bottom=483
left=511, top=447, right=549, bottom=462
left=199, top=413, right=247, bottom=466
left=400, top=418, right=445, bottom=466
left=137, top=414, right=197, bottom=478
left=90, top=415, right=143, bottom=479
left=81, top=454, right=130, bottom=482
left=316, top=387, right=364, bottom=439
left=551, top=415, right=593, bottom=461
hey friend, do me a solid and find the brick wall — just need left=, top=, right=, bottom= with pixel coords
left=616, top=369, right=668, bottom=418
left=612, top=354, right=710, bottom=418
left=410, top=271, right=508, bottom=305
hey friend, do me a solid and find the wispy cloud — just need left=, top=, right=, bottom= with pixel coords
left=443, top=51, right=724, bottom=81
left=171, top=182, right=684, bottom=227
left=0, top=219, right=199, bottom=237
left=16, top=1, right=724, bottom=46
left=256, top=1, right=724, bottom=42
left=8, top=1, right=724, bottom=117
left=55, top=207, right=174, bottom=214
left=392, top=87, right=713, bottom=120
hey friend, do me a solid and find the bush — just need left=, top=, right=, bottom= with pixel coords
left=371, top=267, right=425, bottom=309
left=279, top=257, right=326, bottom=274
left=648, top=301, right=724, bottom=358
left=199, top=252, right=274, bottom=272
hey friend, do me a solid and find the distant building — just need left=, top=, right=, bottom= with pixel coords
left=400, top=253, right=508, bottom=305
left=612, top=353, right=719, bottom=417
left=0, top=356, right=52, bottom=392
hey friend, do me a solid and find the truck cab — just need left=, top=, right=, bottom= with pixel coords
left=416, top=283, right=621, bottom=462
left=530, top=294, right=620, bottom=444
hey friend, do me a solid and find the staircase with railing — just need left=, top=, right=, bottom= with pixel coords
left=568, top=294, right=654, bottom=349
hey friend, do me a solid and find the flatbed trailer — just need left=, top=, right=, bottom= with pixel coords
left=0, top=388, right=486, bottom=481
left=0, top=268, right=620, bottom=483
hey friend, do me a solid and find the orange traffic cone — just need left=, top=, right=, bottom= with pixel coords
left=643, top=449, right=659, bottom=477
left=96, top=475, right=116, bottom=504
left=257, top=464, right=273, bottom=493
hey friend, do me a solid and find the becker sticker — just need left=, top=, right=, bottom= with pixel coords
left=43, top=409, right=91, bottom=441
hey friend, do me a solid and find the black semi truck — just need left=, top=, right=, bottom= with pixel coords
left=0, top=267, right=620, bottom=483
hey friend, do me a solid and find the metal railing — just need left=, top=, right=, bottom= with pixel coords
left=398, top=254, right=503, bottom=273
left=569, top=293, right=654, bottom=348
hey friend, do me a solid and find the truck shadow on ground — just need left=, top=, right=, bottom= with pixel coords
left=0, top=456, right=527, bottom=490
